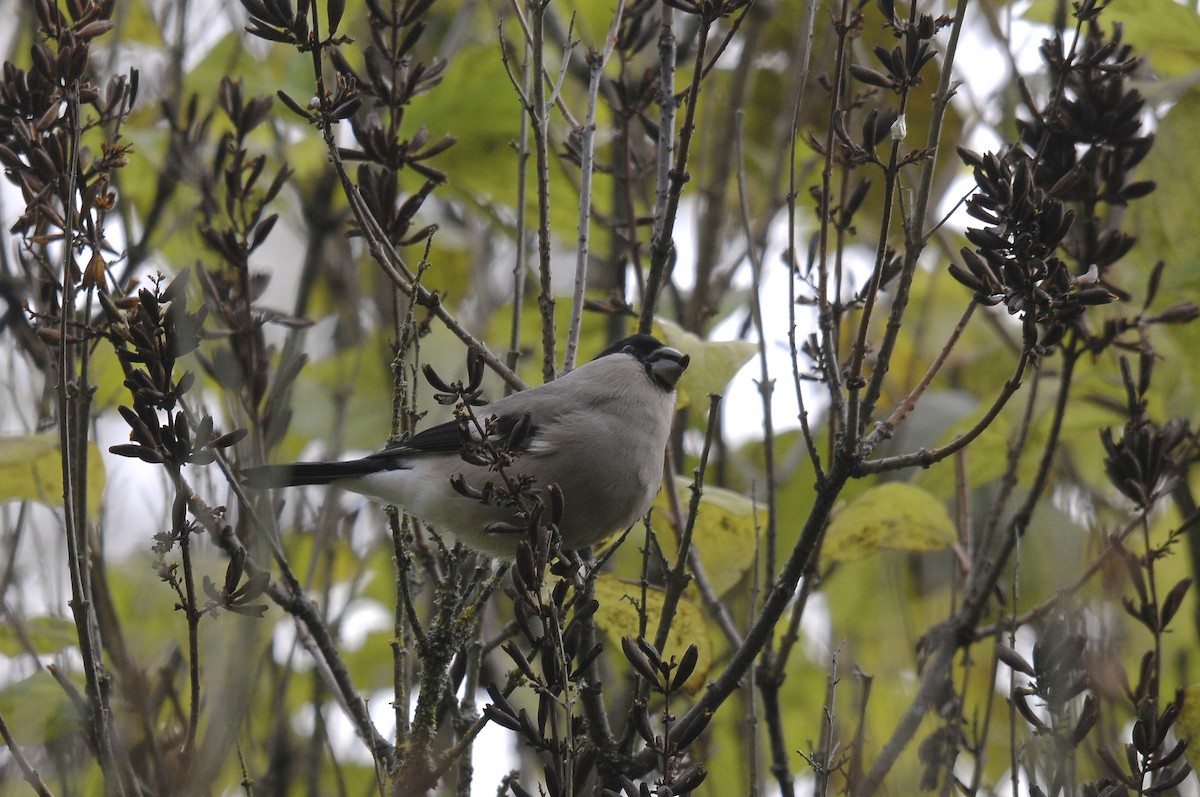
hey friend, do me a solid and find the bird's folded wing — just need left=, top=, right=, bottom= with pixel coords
left=367, top=410, right=537, bottom=459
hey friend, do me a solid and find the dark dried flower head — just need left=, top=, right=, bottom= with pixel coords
left=1100, top=357, right=1192, bottom=509
left=1101, top=416, right=1190, bottom=509
left=950, top=147, right=1104, bottom=344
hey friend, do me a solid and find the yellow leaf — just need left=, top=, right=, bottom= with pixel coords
left=592, top=573, right=712, bottom=693
left=824, top=482, right=956, bottom=562
left=653, top=477, right=761, bottom=596
left=0, top=433, right=106, bottom=521
left=654, top=318, right=756, bottom=410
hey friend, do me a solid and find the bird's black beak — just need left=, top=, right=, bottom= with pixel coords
left=648, top=346, right=689, bottom=390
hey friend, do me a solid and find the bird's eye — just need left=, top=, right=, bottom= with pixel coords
left=622, top=344, right=634, bottom=354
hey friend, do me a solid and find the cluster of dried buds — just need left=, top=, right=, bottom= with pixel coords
left=849, top=4, right=951, bottom=93
left=1019, top=21, right=1153, bottom=208
left=422, top=353, right=546, bottom=521
left=998, top=617, right=1096, bottom=745
left=1101, top=414, right=1191, bottom=511
left=485, top=532, right=605, bottom=797
left=239, top=0, right=347, bottom=48
left=1096, top=693, right=1193, bottom=794
left=612, top=637, right=708, bottom=797
left=102, top=271, right=245, bottom=468
left=1100, top=357, right=1192, bottom=510
left=0, top=1, right=133, bottom=251
left=199, top=77, right=290, bottom=273
left=952, top=19, right=1160, bottom=349
left=951, top=148, right=1107, bottom=347
left=662, top=0, right=751, bottom=22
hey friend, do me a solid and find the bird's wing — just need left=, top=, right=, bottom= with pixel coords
left=366, top=407, right=540, bottom=460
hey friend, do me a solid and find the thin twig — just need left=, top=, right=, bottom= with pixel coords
left=653, top=393, right=722, bottom=654
left=58, top=84, right=127, bottom=796
left=688, top=4, right=767, bottom=330
left=734, top=111, right=779, bottom=585
left=814, top=0, right=856, bottom=434
left=786, top=0, right=823, bottom=480
left=861, top=300, right=978, bottom=456
left=842, top=49, right=915, bottom=458
left=502, top=0, right=581, bottom=127
left=641, top=0, right=676, bottom=330
left=508, top=27, right=533, bottom=385
left=171, top=470, right=202, bottom=761
left=854, top=345, right=1029, bottom=476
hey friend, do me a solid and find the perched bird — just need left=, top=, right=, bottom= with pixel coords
left=242, top=334, right=689, bottom=557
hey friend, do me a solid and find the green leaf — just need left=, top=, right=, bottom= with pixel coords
left=653, top=477, right=762, bottom=597
left=0, top=433, right=106, bottom=521
left=408, top=42, right=598, bottom=240
left=113, top=0, right=165, bottom=47
left=0, top=615, right=79, bottom=657
left=654, top=318, right=756, bottom=410
left=592, top=573, right=712, bottom=694
left=824, top=482, right=956, bottom=561
left=0, top=671, right=82, bottom=745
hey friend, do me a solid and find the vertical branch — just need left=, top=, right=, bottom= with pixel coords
left=509, top=34, right=534, bottom=382
left=813, top=0, right=854, bottom=433
left=653, top=393, right=722, bottom=655
left=640, top=8, right=717, bottom=333
left=860, top=0, right=970, bottom=424
left=842, top=86, right=913, bottom=456
left=736, top=113, right=793, bottom=797
left=641, top=1, right=676, bottom=330
left=687, top=5, right=767, bottom=331
left=389, top=258, right=429, bottom=748
left=529, top=0, right=558, bottom=381
left=786, top=0, right=823, bottom=479
left=170, top=475, right=203, bottom=760
left=564, top=0, right=625, bottom=372
left=734, top=114, right=778, bottom=581
left=57, top=86, right=126, bottom=795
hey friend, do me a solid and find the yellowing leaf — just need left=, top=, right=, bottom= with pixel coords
left=0, top=433, right=106, bottom=521
left=653, top=477, right=761, bottom=596
left=654, top=318, right=756, bottom=410
left=1177, top=685, right=1200, bottom=766
left=592, top=573, right=712, bottom=693
left=824, top=482, right=956, bottom=562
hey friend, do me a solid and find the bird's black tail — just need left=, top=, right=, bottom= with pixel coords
left=241, top=460, right=386, bottom=488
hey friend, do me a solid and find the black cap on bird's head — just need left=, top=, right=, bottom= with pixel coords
left=596, top=334, right=690, bottom=391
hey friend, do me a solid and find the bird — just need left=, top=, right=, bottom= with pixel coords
left=242, top=334, right=690, bottom=557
